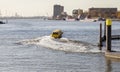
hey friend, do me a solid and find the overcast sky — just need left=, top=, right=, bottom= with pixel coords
left=0, top=0, right=120, bottom=16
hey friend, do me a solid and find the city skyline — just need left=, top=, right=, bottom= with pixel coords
left=0, top=0, right=120, bottom=17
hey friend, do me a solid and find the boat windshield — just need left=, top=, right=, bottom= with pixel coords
left=53, top=32, right=58, bottom=34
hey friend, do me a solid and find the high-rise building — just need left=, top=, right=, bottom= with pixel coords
left=53, top=5, right=64, bottom=19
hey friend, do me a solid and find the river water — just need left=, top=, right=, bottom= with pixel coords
left=0, top=19, right=120, bottom=72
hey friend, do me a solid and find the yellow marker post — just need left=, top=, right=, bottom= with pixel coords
left=106, top=19, right=112, bottom=52
left=106, top=19, right=112, bottom=26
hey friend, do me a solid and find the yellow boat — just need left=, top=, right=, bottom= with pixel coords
left=51, top=29, right=63, bottom=38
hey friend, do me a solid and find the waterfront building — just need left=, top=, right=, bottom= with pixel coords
left=117, top=11, right=120, bottom=19
left=60, top=12, right=67, bottom=20
left=89, top=8, right=117, bottom=18
left=53, top=5, right=64, bottom=19
left=72, top=9, right=83, bottom=19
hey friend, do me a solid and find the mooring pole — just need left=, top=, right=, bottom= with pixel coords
left=106, top=19, right=112, bottom=52
left=103, top=22, right=106, bottom=41
left=98, top=23, right=103, bottom=50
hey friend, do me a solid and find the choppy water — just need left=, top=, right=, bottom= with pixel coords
left=0, top=19, right=120, bottom=72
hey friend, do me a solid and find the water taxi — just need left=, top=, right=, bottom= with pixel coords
left=51, top=29, right=63, bottom=38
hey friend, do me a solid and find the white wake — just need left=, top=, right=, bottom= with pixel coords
left=18, top=36, right=101, bottom=53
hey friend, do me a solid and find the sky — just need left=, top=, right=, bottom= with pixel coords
left=0, top=0, right=120, bottom=17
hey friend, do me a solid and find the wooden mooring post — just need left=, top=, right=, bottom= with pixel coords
left=103, top=22, right=106, bottom=41
left=98, top=23, right=103, bottom=50
left=106, top=19, right=112, bottom=52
